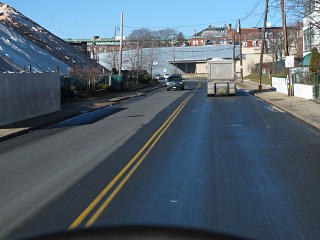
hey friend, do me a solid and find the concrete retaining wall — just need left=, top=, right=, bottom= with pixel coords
left=294, top=83, right=314, bottom=100
left=0, top=72, right=61, bottom=126
left=272, top=77, right=288, bottom=94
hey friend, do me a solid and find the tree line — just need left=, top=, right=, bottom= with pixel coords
left=127, top=28, right=189, bottom=48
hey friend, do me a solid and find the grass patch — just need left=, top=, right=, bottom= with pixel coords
left=244, top=73, right=286, bottom=85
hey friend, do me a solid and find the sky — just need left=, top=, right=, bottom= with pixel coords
left=2, top=0, right=294, bottom=39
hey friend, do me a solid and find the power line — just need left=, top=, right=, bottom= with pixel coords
left=255, top=12, right=265, bottom=27
left=123, top=1, right=266, bottom=32
left=241, top=0, right=263, bottom=21
left=123, top=20, right=238, bottom=30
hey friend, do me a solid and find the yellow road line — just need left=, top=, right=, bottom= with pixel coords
left=85, top=93, right=194, bottom=227
left=68, top=92, right=193, bottom=230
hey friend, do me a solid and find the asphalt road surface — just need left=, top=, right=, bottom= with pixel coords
left=1, top=80, right=320, bottom=240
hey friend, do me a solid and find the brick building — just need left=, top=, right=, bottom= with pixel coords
left=65, top=37, right=128, bottom=61
left=189, top=24, right=303, bottom=59
left=190, top=25, right=232, bottom=46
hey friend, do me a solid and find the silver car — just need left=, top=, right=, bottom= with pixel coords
left=166, top=75, right=184, bottom=91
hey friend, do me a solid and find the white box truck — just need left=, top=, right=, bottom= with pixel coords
left=207, top=58, right=236, bottom=96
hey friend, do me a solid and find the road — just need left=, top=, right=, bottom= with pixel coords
left=1, top=80, right=320, bottom=240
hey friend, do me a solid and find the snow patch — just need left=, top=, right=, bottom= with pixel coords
left=0, top=22, right=69, bottom=73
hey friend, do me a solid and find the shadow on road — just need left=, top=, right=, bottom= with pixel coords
left=48, top=107, right=127, bottom=129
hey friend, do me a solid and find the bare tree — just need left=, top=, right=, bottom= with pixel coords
left=142, top=47, right=158, bottom=77
left=266, top=23, right=301, bottom=61
left=128, top=28, right=178, bottom=48
left=154, top=28, right=178, bottom=47
left=286, top=0, right=320, bottom=30
left=128, top=28, right=155, bottom=48
left=102, top=51, right=119, bottom=72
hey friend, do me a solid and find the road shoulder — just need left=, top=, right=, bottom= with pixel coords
left=237, top=80, right=320, bottom=131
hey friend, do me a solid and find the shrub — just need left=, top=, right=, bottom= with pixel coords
left=309, top=47, right=320, bottom=72
left=97, top=83, right=109, bottom=90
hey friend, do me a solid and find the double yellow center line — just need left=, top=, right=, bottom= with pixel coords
left=69, top=83, right=201, bottom=229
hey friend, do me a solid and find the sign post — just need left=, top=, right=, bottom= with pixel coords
left=285, top=56, right=294, bottom=68
left=285, top=56, right=294, bottom=96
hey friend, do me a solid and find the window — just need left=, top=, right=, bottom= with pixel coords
left=304, top=28, right=314, bottom=51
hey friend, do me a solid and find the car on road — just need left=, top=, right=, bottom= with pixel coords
left=166, top=75, right=184, bottom=91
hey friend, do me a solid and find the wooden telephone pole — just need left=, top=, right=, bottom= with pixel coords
left=172, top=34, right=177, bottom=74
left=233, top=28, right=236, bottom=76
left=281, top=0, right=291, bottom=96
left=258, top=0, right=269, bottom=92
left=112, top=26, right=116, bottom=72
left=238, top=19, right=243, bottom=83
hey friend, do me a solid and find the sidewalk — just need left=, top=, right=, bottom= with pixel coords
left=0, top=84, right=164, bottom=142
left=237, top=80, right=320, bottom=130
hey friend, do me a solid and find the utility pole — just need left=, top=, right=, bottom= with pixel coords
left=118, top=12, right=124, bottom=75
left=238, top=19, right=244, bottom=83
left=112, top=26, right=116, bottom=72
left=281, top=0, right=290, bottom=96
left=136, top=41, right=140, bottom=71
left=87, top=55, right=90, bottom=90
left=233, top=28, right=236, bottom=78
left=258, top=0, right=269, bottom=92
left=150, top=46, right=154, bottom=78
left=172, top=34, right=176, bottom=74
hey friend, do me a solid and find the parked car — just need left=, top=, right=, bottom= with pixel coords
left=170, top=74, right=182, bottom=80
left=163, top=74, right=170, bottom=80
left=166, top=75, right=184, bottom=91
left=155, top=74, right=165, bottom=81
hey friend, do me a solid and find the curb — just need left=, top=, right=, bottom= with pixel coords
left=254, top=93, right=320, bottom=131
left=0, top=84, right=165, bottom=143
left=138, top=84, right=165, bottom=93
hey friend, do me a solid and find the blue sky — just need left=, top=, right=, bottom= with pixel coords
left=3, top=0, right=290, bottom=39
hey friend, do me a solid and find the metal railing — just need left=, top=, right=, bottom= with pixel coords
left=292, top=71, right=320, bottom=99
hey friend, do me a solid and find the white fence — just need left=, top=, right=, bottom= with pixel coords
left=272, top=77, right=314, bottom=100
left=294, top=83, right=314, bottom=100
left=272, top=77, right=288, bottom=94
